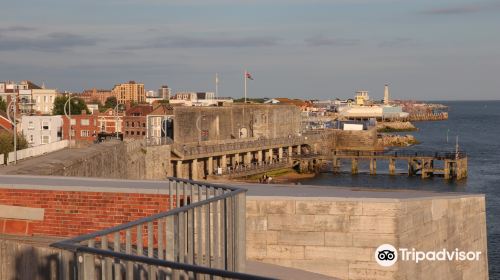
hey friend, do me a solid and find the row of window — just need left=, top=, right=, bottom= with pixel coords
left=125, top=122, right=146, bottom=128
left=125, top=130, right=146, bottom=136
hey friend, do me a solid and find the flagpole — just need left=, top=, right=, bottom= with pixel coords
left=215, top=73, right=219, bottom=98
left=244, top=70, right=247, bottom=103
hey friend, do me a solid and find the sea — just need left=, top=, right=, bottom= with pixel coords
left=299, top=101, right=500, bottom=277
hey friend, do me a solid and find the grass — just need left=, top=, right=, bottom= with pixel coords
left=247, top=168, right=295, bottom=180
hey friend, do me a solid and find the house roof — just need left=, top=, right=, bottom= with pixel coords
left=125, top=104, right=153, bottom=116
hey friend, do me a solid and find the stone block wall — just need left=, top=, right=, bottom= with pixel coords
left=334, top=127, right=379, bottom=150
left=246, top=195, right=488, bottom=279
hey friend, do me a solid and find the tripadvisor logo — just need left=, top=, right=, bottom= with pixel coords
left=375, top=244, right=482, bottom=267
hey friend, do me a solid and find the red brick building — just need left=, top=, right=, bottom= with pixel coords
left=62, top=112, right=98, bottom=142
left=123, top=104, right=153, bottom=139
left=79, top=88, right=115, bottom=105
left=95, top=108, right=123, bottom=134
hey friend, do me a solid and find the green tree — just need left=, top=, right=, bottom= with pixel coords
left=0, top=132, right=29, bottom=162
left=104, top=96, right=118, bottom=109
left=0, top=98, right=6, bottom=112
left=52, top=96, right=90, bottom=115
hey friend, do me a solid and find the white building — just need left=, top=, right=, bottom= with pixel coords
left=355, top=91, right=370, bottom=105
left=169, top=92, right=232, bottom=106
left=32, top=88, right=58, bottom=114
left=20, top=115, right=63, bottom=146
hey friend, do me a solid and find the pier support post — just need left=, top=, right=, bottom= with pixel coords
left=278, top=147, right=283, bottom=160
left=408, top=159, right=414, bottom=176
left=207, top=157, right=213, bottom=177
left=444, top=160, right=450, bottom=180
left=369, top=158, right=377, bottom=175
left=257, top=150, right=263, bottom=163
left=221, top=155, right=227, bottom=169
left=332, top=156, right=340, bottom=172
left=297, top=145, right=301, bottom=155
left=191, top=159, right=198, bottom=180
left=288, top=146, right=292, bottom=157
left=389, top=158, right=396, bottom=175
left=245, top=152, right=252, bottom=165
left=176, top=161, right=183, bottom=178
left=268, top=149, right=273, bottom=162
left=351, top=158, right=358, bottom=174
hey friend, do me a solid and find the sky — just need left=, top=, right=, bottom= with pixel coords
left=0, top=0, right=499, bottom=100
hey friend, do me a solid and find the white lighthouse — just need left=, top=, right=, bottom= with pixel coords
left=383, top=84, right=390, bottom=105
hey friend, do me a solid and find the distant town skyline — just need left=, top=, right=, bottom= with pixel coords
left=0, top=0, right=499, bottom=100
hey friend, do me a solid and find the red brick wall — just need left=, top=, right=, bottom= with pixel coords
left=0, top=189, right=174, bottom=237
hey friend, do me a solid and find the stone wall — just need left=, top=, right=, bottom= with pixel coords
left=334, top=127, right=380, bottom=150
left=246, top=195, right=488, bottom=279
left=173, top=105, right=301, bottom=144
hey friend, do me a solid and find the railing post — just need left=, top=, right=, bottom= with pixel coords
left=234, top=191, right=246, bottom=273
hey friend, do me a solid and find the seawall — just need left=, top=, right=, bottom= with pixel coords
left=244, top=184, right=488, bottom=279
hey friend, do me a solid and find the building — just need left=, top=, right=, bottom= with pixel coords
left=123, top=104, right=154, bottom=139
left=20, top=115, right=63, bottom=146
left=112, top=81, right=146, bottom=104
left=264, top=98, right=312, bottom=111
left=79, top=88, right=115, bottom=105
left=158, top=85, right=171, bottom=100
left=355, top=91, right=370, bottom=105
left=172, top=104, right=301, bottom=144
left=96, top=108, right=123, bottom=135
left=170, top=91, right=233, bottom=106
left=32, top=88, right=58, bottom=114
left=62, top=112, right=98, bottom=142
left=146, top=104, right=174, bottom=145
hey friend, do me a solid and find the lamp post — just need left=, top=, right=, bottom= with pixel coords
left=114, top=103, right=121, bottom=140
left=63, top=94, right=74, bottom=148
left=6, top=96, right=17, bottom=164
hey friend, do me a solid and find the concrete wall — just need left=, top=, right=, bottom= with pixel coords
left=246, top=195, right=488, bottom=279
left=173, top=105, right=301, bottom=144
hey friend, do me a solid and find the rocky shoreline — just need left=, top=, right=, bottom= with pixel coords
left=379, top=134, right=419, bottom=147
left=377, top=121, right=417, bottom=132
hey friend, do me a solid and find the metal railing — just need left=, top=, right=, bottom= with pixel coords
left=51, top=177, right=274, bottom=280
left=332, top=150, right=467, bottom=159
left=213, top=159, right=290, bottom=178
left=172, top=132, right=326, bottom=158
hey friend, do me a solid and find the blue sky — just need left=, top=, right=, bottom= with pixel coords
left=0, top=0, right=499, bottom=100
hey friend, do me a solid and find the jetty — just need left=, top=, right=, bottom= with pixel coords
left=293, top=149, right=468, bottom=180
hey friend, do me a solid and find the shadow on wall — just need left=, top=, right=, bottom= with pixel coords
left=3, top=242, right=75, bottom=280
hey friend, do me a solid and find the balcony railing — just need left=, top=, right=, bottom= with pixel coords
left=51, top=177, right=274, bottom=280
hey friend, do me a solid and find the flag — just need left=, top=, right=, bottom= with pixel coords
left=245, top=72, right=254, bottom=80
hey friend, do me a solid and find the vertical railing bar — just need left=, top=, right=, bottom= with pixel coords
left=102, top=234, right=112, bottom=280
left=137, top=225, right=143, bottom=280
left=187, top=208, right=195, bottom=279
left=169, top=180, right=173, bottom=210
left=205, top=188, right=211, bottom=269
left=158, top=219, right=165, bottom=280
left=125, top=229, right=133, bottom=280
left=213, top=189, right=220, bottom=270
left=85, top=239, right=96, bottom=280
left=147, top=221, right=155, bottom=280
left=114, top=231, right=122, bottom=280
left=222, top=197, right=228, bottom=270
left=176, top=181, right=180, bottom=209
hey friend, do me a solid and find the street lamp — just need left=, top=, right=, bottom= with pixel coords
left=6, top=96, right=17, bottom=165
left=114, top=103, right=123, bottom=140
left=63, top=94, right=76, bottom=148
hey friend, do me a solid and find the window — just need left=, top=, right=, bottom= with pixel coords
left=42, top=121, right=49, bottom=130
left=28, top=121, right=34, bottom=130
left=131, top=122, right=135, bottom=127
left=81, top=119, right=90, bottom=126
left=142, top=122, right=146, bottom=128
left=70, top=130, right=75, bottom=137
left=41, top=135, right=50, bottom=144
left=81, top=130, right=90, bottom=137
left=29, top=135, right=34, bottom=143
left=70, top=119, right=76, bottom=125
left=142, top=131, right=145, bottom=135
left=131, top=131, right=135, bottom=135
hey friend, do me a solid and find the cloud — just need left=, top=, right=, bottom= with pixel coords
left=123, top=35, right=279, bottom=49
left=421, top=2, right=500, bottom=15
left=0, top=26, right=37, bottom=33
left=378, top=37, right=415, bottom=48
left=305, top=35, right=360, bottom=47
left=0, top=32, right=98, bottom=52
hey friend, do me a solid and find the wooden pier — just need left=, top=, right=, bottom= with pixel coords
left=293, top=150, right=468, bottom=180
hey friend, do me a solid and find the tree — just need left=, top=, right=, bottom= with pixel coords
left=52, top=96, right=90, bottom=115
left=0, top=132, right=29, bottom=162
left=0, top=98, right=6, bottom=112
left=104, top=96, right=117, bottom=109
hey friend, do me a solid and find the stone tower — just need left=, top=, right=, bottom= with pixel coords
left=383, top=84, right=390, bottom=105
